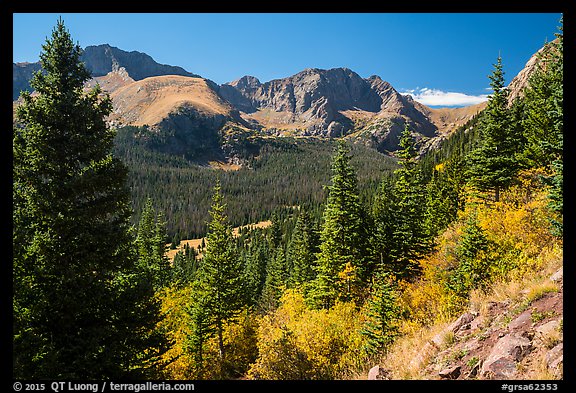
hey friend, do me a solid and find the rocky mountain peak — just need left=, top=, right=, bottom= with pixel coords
left=228, top=75, right=262, bottom=90
left=81, top=44, right=199, bottom=81
left=13, top=43, right=200, bottom=100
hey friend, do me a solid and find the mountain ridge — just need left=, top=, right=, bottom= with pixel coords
left=14, top=41, right=544, bottom=162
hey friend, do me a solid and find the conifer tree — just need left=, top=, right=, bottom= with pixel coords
left=424, top=158, right=466, bottom=237
left=360, top=272, right=401, bottom=356
left=376, top=126, right=430, bottom=279
left=172, top=244, right=197, bottom=286
left=136, top=198, right=171, bottom=289
left=260, top=247, right=289, bottom=311
left=186, top=290, right=213, bottom=377
left=372, top=175, right=396, bottom=269
left=522, top=18, right=563, bottom=235
left=189, top=180, right=244, bottom=365
left=241, top=233, right=269, bottom=306
left=446, top=211, right=492, bottom=299
left=287, top=209, right=319, bottom=288
left=467, top=56, right=521, bottom=202
left=13, top=19, right=166, bottom=378
left=308, top=141, right=370, bottom=309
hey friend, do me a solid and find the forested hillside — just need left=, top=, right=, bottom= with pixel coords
left=114, top=128, right=398, bottom=240
left=13, top=18, right=563, bottom=382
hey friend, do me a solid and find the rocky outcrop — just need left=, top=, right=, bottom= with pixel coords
left=81, top=44, right=199, bottom=81
left=220, top=67, right=440, bottom=151
left=480, top=334, right=532, bottom=378
left=13, top=44, right=199, bottom=100
left=506, top=40, right=556, bottom=106
left=371, top=267, right=564, bottom=380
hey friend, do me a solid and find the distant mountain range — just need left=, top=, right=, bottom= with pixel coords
left=13, top=42, right=543, bottom=160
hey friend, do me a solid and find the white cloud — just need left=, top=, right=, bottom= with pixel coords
left=401, top=87, right=489, bottom=107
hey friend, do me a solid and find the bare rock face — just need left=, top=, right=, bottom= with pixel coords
left=481, top=334, right=532, bottom=379
left=81, top=44, right=199, bottom=81
left=506, top=39, right=558, bottom=106
left=221, top=67, right=439, bottom=150
left=546, top=343, right=563, bottom=377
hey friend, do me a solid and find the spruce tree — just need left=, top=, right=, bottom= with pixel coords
left=382, top=126, right=430, bottom=279
left=287, top=209, right=319, bottom=288
left=467, top=56, right=521, bottom=202
left=13, top=19, right=166, bottom=378
left=260, top=247, right=289, bottom=311
left=446, top=211, right=492, bottom=299
left=424, top=158, right=466, bottom=237
left=360, top=272, right=401, bottom=356
left=522, top=18, right=563, bottom=235
left=172, top=245, right=197, bottom=286
left=371, top=175, right=396, bottom=269
left=190, top=179, right=244, bottom=365
left=308, top=141, right=370, bottom=309
left=241, top=233, right=269, bottom=306
left=136, top=198, right=171, bottom=289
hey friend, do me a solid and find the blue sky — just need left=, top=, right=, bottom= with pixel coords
left=13, top=13, right=562, bottom=107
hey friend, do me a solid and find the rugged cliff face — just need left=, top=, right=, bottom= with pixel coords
left=219, top=67, right=438, bottom=143
left=80, top=44, right=200, bottom=81
left=12, top=44, right=200, bottom=100
left=14, top=41, right=547, bottom=161
left=506, top=40, right=556, bottom=106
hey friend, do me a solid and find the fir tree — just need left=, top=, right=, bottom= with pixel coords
left=424, top=158, right=466, bottom=237
left=13, top=19, right=166, bottom=378
left=360, top=272, right=401, bottom=356
left=189, top=179, right=244, bottom=367
left=241, top=232, right=269, bottom=307
left=467, top=56, right=521, bottom=202
left=260, top=247, right=289, bottom=311
left=308, top=141, right=370, bottom=309
left=136, top=198, right=171, bottom=289
left=186, top=290, right=213, bottom=377
left=377, top=126, right=431, bottom=279
left=172, top=244, right=197, bottom=286
left=446, top=211, right=492, bottom=299
left=287, top=209, right=319, bottom=288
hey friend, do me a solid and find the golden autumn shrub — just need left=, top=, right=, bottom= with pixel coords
left=248, top=289, right=367, bottom=379
left=155, top=285, right=259, bottom=380
left=398, top=178, right=560, bottom=331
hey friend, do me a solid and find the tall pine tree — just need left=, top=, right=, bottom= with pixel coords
left=522, top=18, right=563, bottom=235
left=287, top=208, right=319, bottom=288
left=360, top=272, right=401, bottom=356
left=188, top=179, right=244, bottom=369
left=467, top=56, right=522, bottom=202
left=13, top=19, right=166, bottom=378
left=308, top=141, right=370, bottom=309
left=373, top=126, right=430, bottom=280
left=136, top=198, right=171, bottom=290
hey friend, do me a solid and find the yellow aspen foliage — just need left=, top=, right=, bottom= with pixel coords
left=397, top=179, right=561, bottom=331
left=156, top=286, right=259, bottom=380
left=156, top=285, right=196, bottom=379
left=248, top=289, right=368, bottom=379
